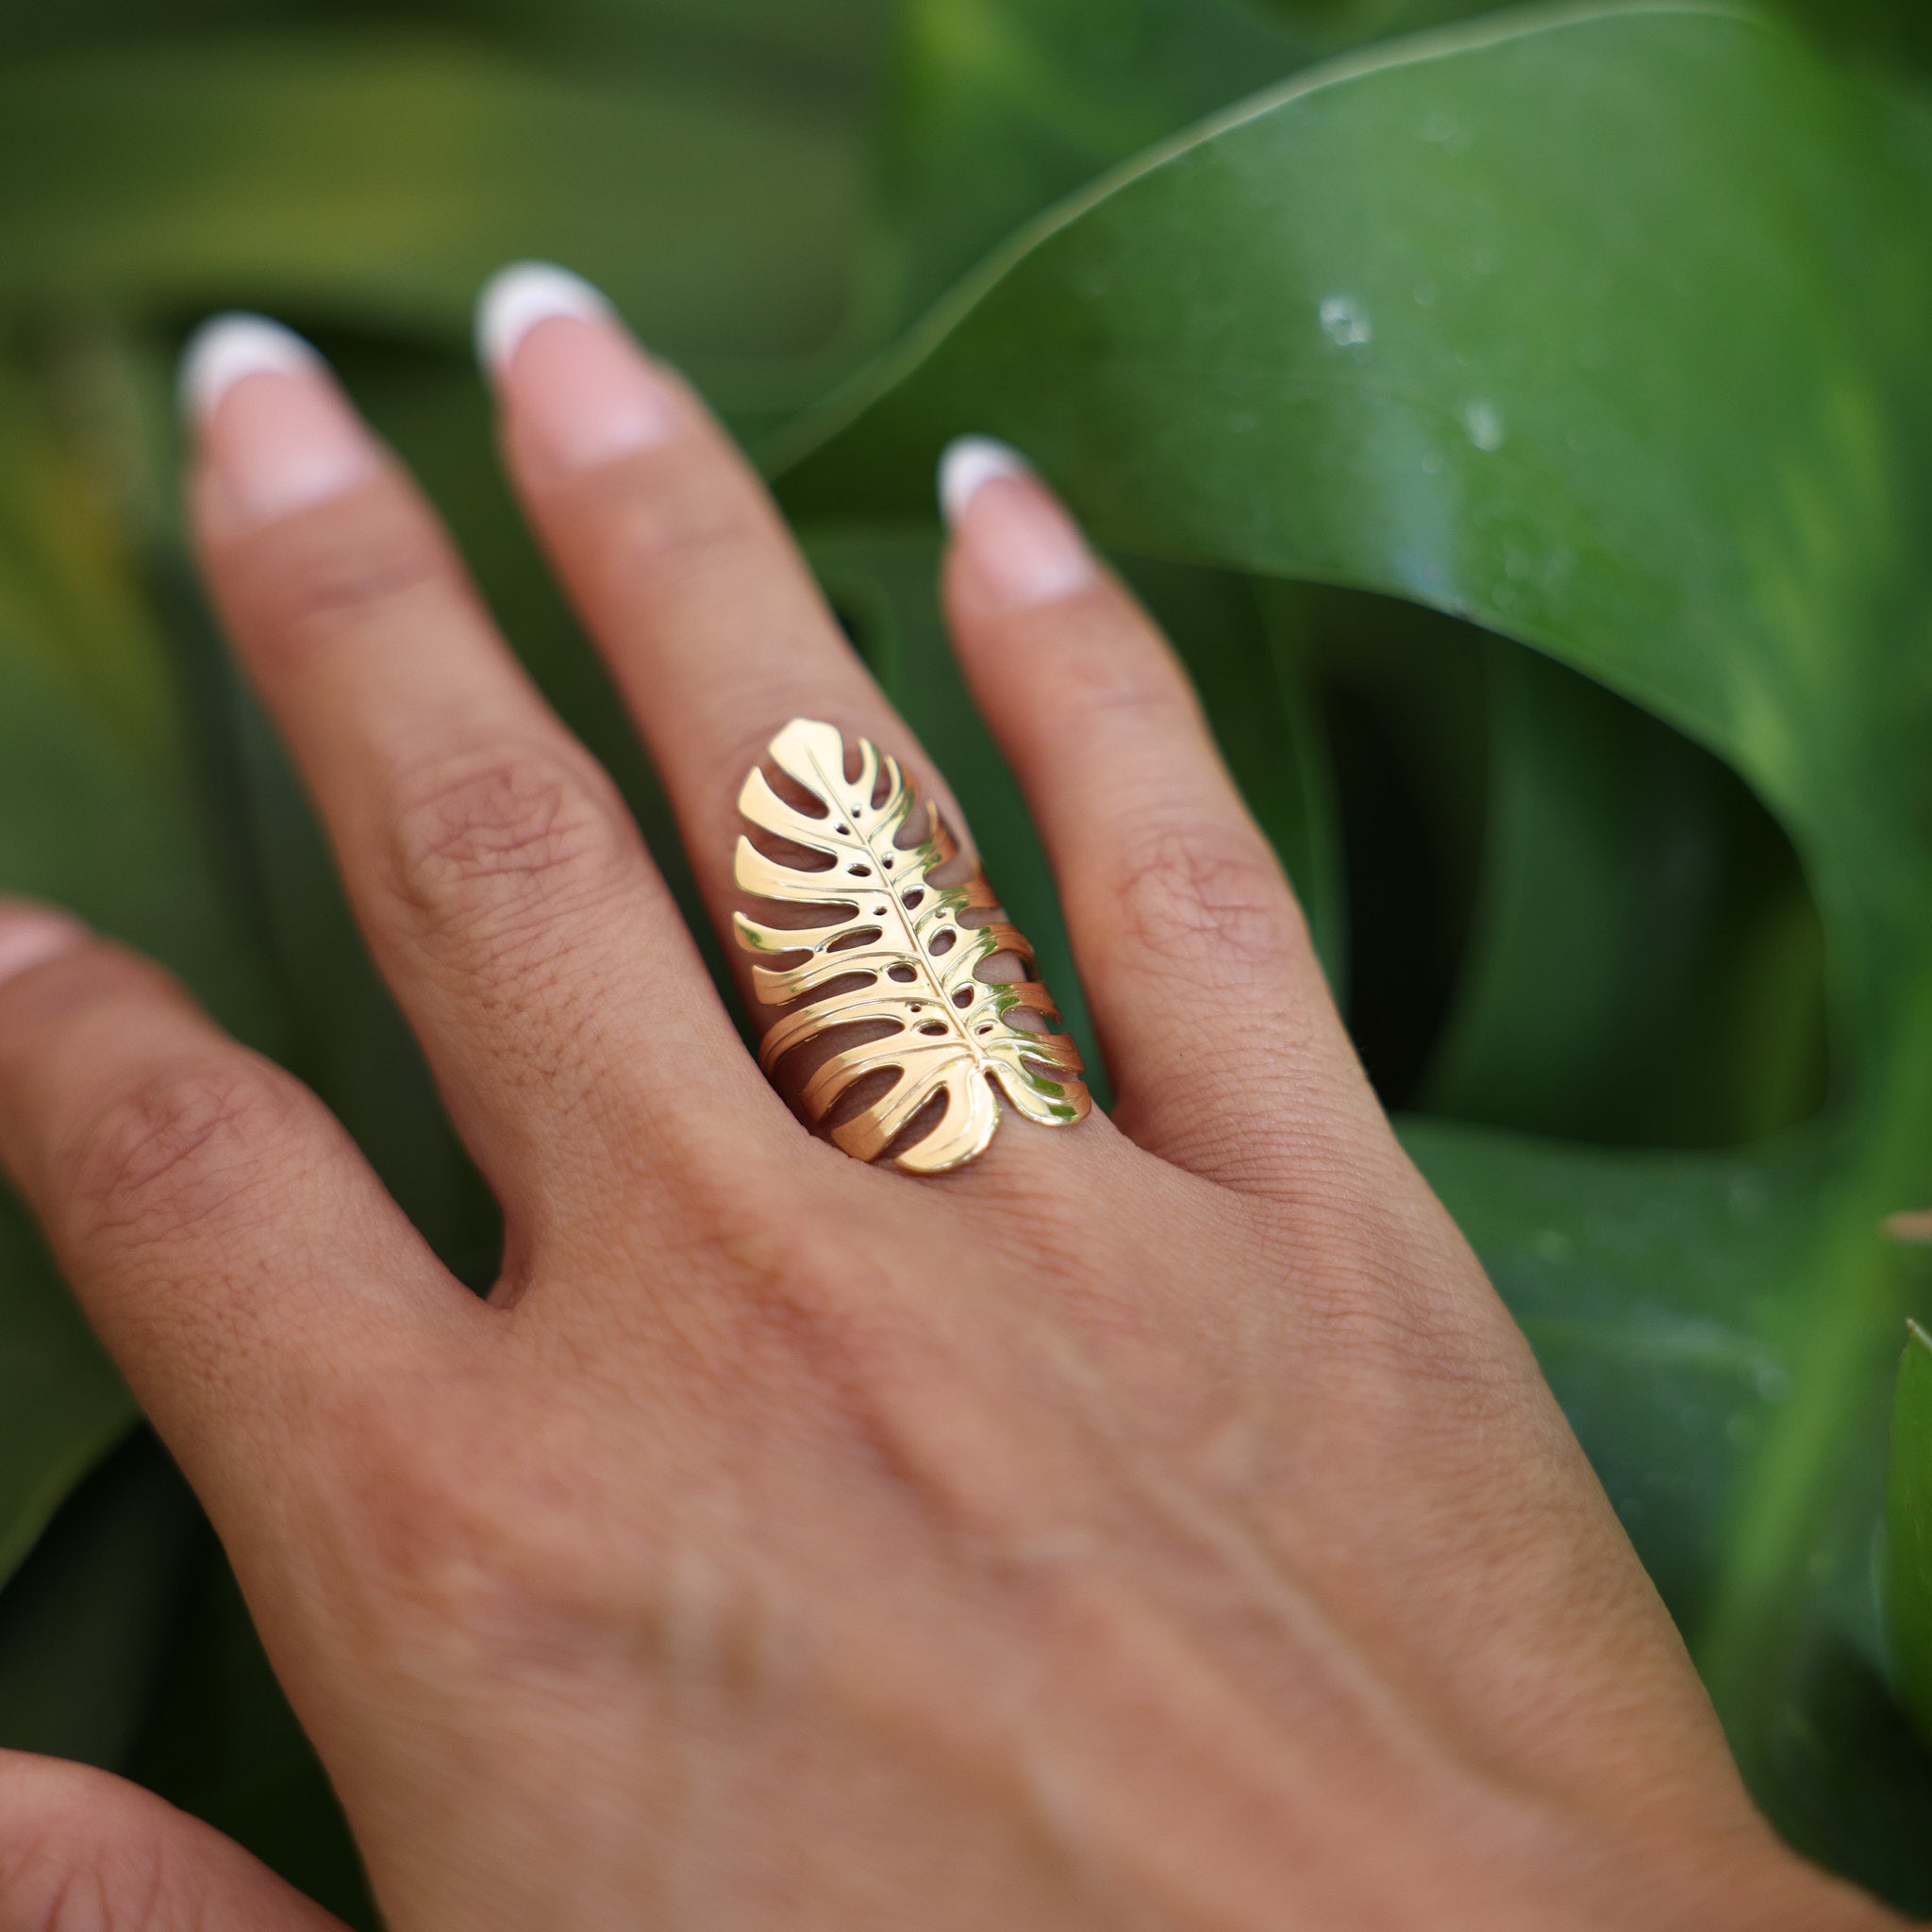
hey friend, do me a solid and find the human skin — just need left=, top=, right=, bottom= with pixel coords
left=0, top=269, right=1905, bottom=1930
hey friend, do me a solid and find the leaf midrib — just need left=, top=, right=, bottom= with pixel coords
left=799, top=740, right=987, bottom=1069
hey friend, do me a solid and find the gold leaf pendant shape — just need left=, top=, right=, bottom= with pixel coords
left=734, top=720, right=1091, bottom=1174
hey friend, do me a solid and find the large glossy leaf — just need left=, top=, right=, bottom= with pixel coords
left=778, top=5, right=1932, bottom=1893
left=881, top=0, right=1317, bottom=317
left=1408, top=1119, right=1932, bottom=1905
left=782, top=7, right=1932, bottom=984
left=1281, top=582, right=1489, bottom=1089
left=1420, top=640, right=1827, bottom=1146
left=880, top=0, right=1629, bottom=327
left=881, top=0, right=1932, bottom=334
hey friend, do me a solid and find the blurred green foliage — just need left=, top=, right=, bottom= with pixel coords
left=1890, top=1324, right=1932, bottom=1753
left=6, top=0, right=1932, bottom=1920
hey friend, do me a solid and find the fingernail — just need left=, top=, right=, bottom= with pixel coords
left=477, top=260, right=685, bottom=471
left=475, top=260, right=612, bottom=375
left=939, top=437, right=1098, bottom=610
left=0, top=907, right=89, bottom=989
left=179, top=314, right=383, bottom=529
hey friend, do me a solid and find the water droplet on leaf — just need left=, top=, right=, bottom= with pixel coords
left=1319, top=296, right=1373, bottom=347
left=1464, top=400, right=1507, bottom=452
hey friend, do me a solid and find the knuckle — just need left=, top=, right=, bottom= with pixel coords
left=254, top=514, right=449, bottom=657
left=1030, top=606, right=1185, bottom=721
left=383, top=742, right=634, bottom=941
left=339, top=1408, right=624, bottom=1665
left=0, top=951, right=167, bottom=1070
left=720, top=1220, right=1018, bottom=1531
left=1114, top=825, right=1300, bottom=973
left=1269, top=1195, right=1524, bottom=1411
left=62, top=1058, right=307, bottom=1245
left=599, top=469, right=774, bottom=601
left=736, top=1228, right=910, bottom=1398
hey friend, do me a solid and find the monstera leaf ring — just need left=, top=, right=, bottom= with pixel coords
left=732, top=719, right=1092, bottom=1174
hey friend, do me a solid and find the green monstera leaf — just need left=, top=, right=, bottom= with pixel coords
left=1418, top=640, right=1828, bottom=1148
left=779, top=4, right=1932, bottom=1901
left=880, top=0, right=1317, bottom=318
left=878, top=0, right=1932, bottom=336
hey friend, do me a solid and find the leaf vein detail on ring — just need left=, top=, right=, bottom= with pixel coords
left=733, top=719, right=1091, bottom=1174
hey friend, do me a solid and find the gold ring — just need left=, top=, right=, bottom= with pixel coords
left=733, top=719, right=1091, bottom=1174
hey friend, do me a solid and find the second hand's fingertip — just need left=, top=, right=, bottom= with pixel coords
left=475, top=260, right=616, bottom=381
left=176, top=313, right=325, bottom=429
left=0, top=905, right=92, bottom=990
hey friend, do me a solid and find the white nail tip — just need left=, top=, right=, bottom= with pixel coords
left=939, top=436, right=1032, bottom=525
left=475, top=261, right=614, bottom=376
left=177, top=314, right=324, bottom=425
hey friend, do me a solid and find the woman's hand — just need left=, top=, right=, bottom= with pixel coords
left=0, top=269, right=1894, bottom=1930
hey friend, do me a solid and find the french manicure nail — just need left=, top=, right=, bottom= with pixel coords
left=179, top=314, right=383, bottom=529
left=475, top=261, right=614, bottom=376
left=476, top=260, right=685, bottom=471
left=178, top=314, right=324, bottom=425
left=939, top=437, right=1031, bottom=524
left=0, top=908, right=89, bottom=989
left=939, top=436, right=1098, bottom=610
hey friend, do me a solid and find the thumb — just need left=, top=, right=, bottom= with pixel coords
left=0, top=1752, right=347, bottom=1930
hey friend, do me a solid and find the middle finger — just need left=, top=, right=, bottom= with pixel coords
left=482, top=265, right=941, bottom=935
left=482, top=267, right=1108, bottom=1176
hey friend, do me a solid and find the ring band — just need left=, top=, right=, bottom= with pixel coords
left=734, top=719, right=1091, bottom=1174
